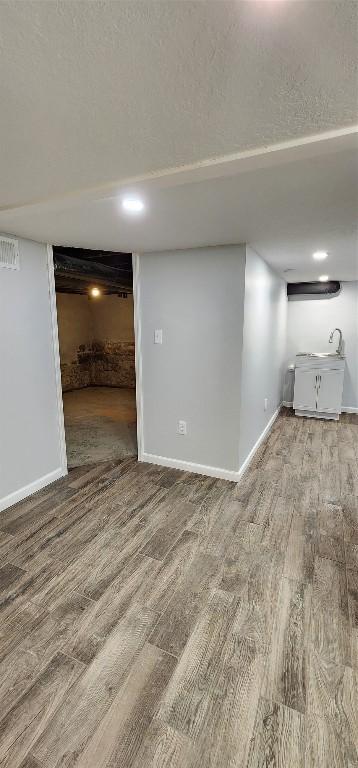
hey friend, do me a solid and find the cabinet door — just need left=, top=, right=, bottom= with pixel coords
left=294, top=368, right=317, bottom=411
left=317, top=369, right=344, bottom=413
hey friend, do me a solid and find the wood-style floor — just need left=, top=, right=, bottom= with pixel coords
left=0, top=408, right=357, bottom=767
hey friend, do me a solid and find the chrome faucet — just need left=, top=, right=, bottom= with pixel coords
left=329, top=328, right=343, bottom=356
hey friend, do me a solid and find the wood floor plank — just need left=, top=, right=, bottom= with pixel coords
left=246, top=697, right=305, bottom=768
left=310, top=555, right=351, bottom=666
left=32, top=606, right=156, bottom=768
left=305, top=712, right=358, bottom=768
left=0, top=563, right=26, bottom=593
left=159, top=588, right=265, bottom=766
left=74, top=642, right=176, bottom=768
left=0, top=652, right=85, bottom=767
left=219, top=547, right=283, bottom=650
left=140, top=501, right=197, bottom=561
left=0, top=559, right=60, bottom=623
left=63, top=555, right=159, bottom=664
left=347, top=567, right=358, bottom=669
left=131, top=718, right=195, bottom=768
left=149, top=552, right=220, bottom=657
left=306, top=646, right=358, bottom=763
left=283, top=505, right=315, bottom=582
left=0, top=601, right=46, bottom=664
left=263, top=577, right=309, bottom=714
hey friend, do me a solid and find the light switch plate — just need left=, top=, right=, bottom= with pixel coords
left=154, top=329, right=163, bottom=344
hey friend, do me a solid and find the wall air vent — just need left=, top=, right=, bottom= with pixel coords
left=0, top=237, right=19, bottom=270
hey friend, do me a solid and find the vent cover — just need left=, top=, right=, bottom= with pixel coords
left=0, top=237, right=19, bottom=270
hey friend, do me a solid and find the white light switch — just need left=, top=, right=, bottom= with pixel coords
left=178, top=420, right=187, bottom=435
left=154, top=329, right=163, bottom=345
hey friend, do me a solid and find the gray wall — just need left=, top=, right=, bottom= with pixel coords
left=239, top=247, right=287, bottom=466
left=138, top=246, right=246, bottom=473
left=0, top=237, right=64, bottom=509
left=286, top=281, right=358, bottom=408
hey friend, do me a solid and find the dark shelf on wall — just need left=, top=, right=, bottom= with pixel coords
left=287, top=281, right=341, bottom=297
left=53, top=246, right=133, bottom=295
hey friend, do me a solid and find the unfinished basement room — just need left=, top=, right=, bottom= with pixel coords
left=54, top=246, right=137, bottom=467
left=0, top=2, right=357, bottom=767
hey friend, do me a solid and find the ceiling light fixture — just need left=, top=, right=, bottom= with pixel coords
left=313, top=251, right=328, bottom=261
left=319, top=275, right=329, bottom=282
left=90, top=286, right=101, bottom=298
left=121, top=196, right=145, bottom=214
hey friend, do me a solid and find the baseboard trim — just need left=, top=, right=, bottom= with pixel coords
left=0, top=467, right=67, bottom=513
left=140, top=452, right=241, bottom=483
left=140, top=405, right=282, bottom=484
left=282, top=401, right=358, bottom=414
left=237, top=404, right=282, bottom=480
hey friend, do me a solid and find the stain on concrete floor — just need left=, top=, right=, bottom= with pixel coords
left=63, top=386, right=137, bottom=468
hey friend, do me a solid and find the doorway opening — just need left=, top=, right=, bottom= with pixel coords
left=54, top=246, right=137, bottom=468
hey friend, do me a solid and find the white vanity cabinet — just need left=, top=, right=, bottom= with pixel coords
left=294, top=355, right=345, bottom=420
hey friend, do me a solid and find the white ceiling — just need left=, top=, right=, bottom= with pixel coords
left=0, top=1, right=357, bottom=281
left=1, top=0, right=357, bottom=208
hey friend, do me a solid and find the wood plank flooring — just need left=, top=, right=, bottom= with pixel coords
left=0, top=408, right=357, bottom=767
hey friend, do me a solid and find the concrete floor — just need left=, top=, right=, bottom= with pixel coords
left=63, top=386, right=137, bottom=467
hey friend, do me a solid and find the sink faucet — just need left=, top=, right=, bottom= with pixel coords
left=329, top=328, right=343, bottom=356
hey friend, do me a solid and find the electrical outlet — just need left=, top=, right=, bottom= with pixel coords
left=154, top=329, right=163, bottom=344
left=177, top=420, right=187, bottom=435
left=264, top=398, right=268, bottom=411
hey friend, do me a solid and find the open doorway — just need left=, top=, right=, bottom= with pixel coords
left=54, top=247, right=137, bottom=468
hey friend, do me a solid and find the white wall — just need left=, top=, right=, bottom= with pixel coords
left=239, top=247, right=287, bottom=466
left=137, top=246, right=246, bottom=477
left=286, top=282, right=358, bottom=409
left=0, top=238, right=65, bottom=510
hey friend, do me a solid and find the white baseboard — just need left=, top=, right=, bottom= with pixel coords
left=237, top=404, right=282, bottom=480
left=282, top=401, right=358, bottom=414
left=140, top=452, right=240, bottom=482
left=0, top=467, right=67, bottom=513
left=140, top=405, right=282, bottom=484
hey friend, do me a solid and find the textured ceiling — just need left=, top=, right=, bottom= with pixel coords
left=0, top=0, right=357, bottom=208
left=1, top=133, right=357, bottom=281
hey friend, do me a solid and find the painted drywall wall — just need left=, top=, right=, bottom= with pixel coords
left=286, top=282, right=358, bottom=408
left=138, top=246, right=246, bottom=474
left=0, top=237, right=64, bottom=509
left=239, top=247, right=287, bottom=466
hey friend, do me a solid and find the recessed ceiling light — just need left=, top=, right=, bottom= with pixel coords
left=319, top=275, right=329, bottom=282
left=121, top=196, right=145, bottom=214
left=313, top=251, right=328, bottom=261
left=90, top=286, right=101, bottom=297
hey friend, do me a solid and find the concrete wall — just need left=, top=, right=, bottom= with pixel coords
left=286, top=281, right=358, bottom=409
left=56, top=294, right=93, bottom=365
left=137, top=246, right=246, bottom=476
left=92, top=295, right=135, bottom=342
left=239, top=247, right=287, bottom=466
left=56, top=293, right=135, bottom=391
left=0, top=237, right=64, bottom=511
